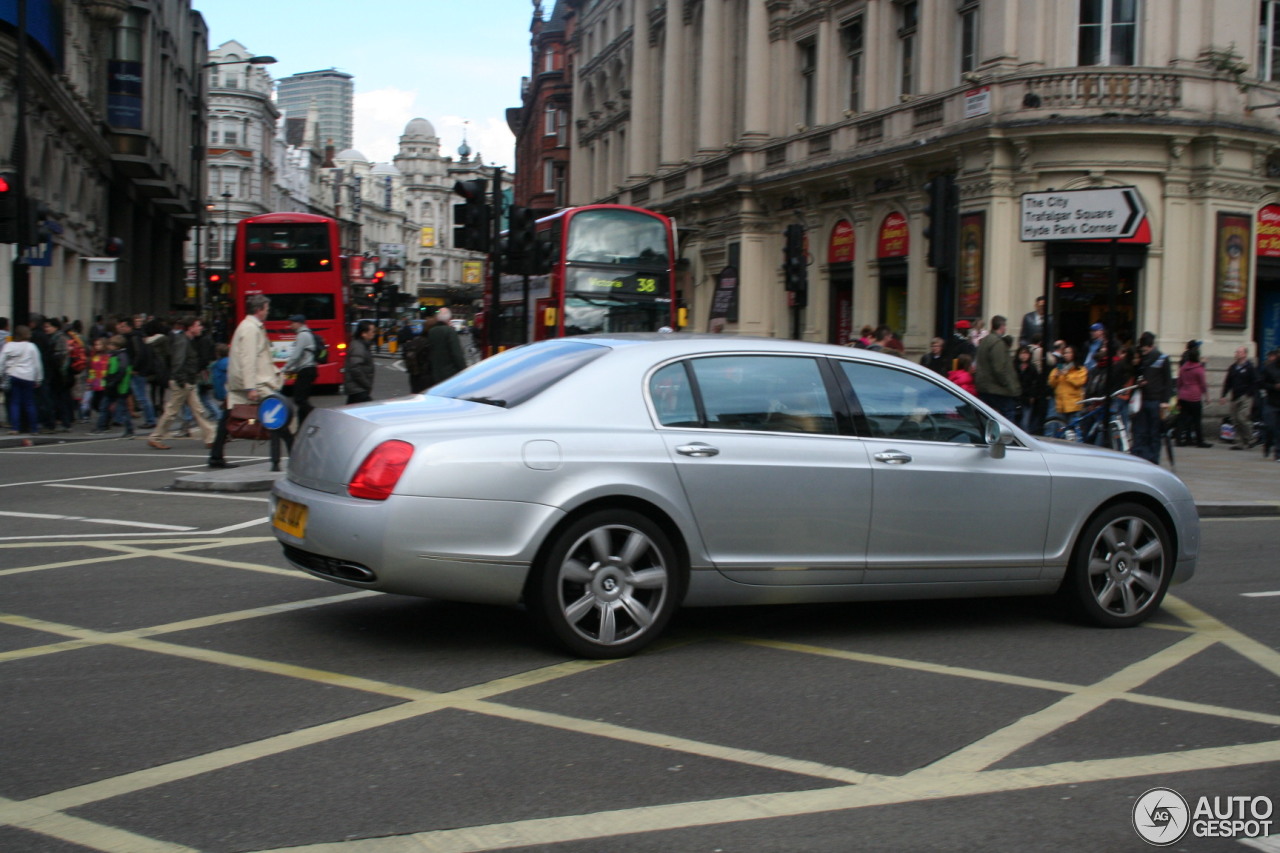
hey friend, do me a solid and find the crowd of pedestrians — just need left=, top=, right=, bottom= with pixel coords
left=861, top=306, right=1280, bottom=466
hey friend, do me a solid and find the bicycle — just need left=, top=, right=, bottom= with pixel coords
left=1043, top=385, right=1137, bottom=452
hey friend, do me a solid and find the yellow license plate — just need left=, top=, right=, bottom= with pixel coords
left=273, top=498, right=308, bottom=538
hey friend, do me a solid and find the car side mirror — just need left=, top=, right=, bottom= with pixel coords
left=985, top=419, right=1006, bottom=459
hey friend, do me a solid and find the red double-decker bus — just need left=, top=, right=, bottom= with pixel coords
left=492, top=204, right=679, bottom=350
left=230, top=212, right=347, bottom=387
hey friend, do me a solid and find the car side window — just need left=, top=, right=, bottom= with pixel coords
left=687, top=355, right=837, bottom=435
left=649, top=362, right=700, bottom=427
left=839, top=361, right=985, bottom=443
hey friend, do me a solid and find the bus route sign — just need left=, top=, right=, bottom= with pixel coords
left=1020, top=187, right=1146, bottom=242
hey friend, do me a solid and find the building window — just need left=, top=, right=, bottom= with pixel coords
left=223, top=129, right=238, bottom=145
left=1078, top=0, right=1138, bottom=66
left=841, top=17, right=864, bottom=113
left=1262, top=1, right=1280, bottom=81
left=542, top=47, right=556, bottom=73
left=899, top=1, right=918, bottom=96
left=544, top=159, right=556, bottom=193
left=544, top=105, right=558, bottom=136
left=960, top=1, right=979, bottom=74
left=799, top=39, right=817, bottom=127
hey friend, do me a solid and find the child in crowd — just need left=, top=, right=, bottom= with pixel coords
left=93, top=335, right=135, bottom=438
left=948, top=353, right=977, bottom=394
left=81, top=336, right=110, bottom=422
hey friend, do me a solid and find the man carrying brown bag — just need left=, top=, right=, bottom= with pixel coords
left=207, top=295, right=282, bottom=468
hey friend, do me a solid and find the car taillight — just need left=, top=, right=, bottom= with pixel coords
left=348, top=440, right=414, bottom=500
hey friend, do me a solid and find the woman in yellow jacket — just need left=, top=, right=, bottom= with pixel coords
left=1048, top=344, right=1088, bottom=416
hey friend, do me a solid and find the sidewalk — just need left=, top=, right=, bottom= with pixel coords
left=3, top=420, right=1275, bottom=515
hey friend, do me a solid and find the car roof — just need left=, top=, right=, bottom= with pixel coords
left=562, top=332, right=913, bottom=364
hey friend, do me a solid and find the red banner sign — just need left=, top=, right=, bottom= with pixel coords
left=829, top=220, right=855, bottom=264
left=1258, top=204, right=1280, bottom=258
left=877, top=212, right=909, bottom=259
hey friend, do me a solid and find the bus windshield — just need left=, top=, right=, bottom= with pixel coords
left=564, top=209, right=669, bottom=268
left=244, top=223, right=334, bottom=273
left=264, top=293, right=337, bottom=322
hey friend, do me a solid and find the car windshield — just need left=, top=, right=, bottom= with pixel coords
left=428, top=339, right=610, bottom=408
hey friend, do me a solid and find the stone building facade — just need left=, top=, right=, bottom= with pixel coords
left=562, top=0, right=1280, bottom=364
left=1, top=0, right=207, bottom=323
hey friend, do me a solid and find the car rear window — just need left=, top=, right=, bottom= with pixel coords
left=428, top=339, right=609, bottom=408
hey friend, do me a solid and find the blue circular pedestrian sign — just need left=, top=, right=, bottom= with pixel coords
left=258, top=394, right=292, bottom=431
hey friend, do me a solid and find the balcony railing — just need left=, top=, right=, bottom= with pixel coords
left=1025, top=70, right=1181, bottom=111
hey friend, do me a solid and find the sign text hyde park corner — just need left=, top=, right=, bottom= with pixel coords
left=1020, top=187, right=1147, bottom=241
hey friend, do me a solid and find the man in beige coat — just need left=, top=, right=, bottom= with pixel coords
left=207, top=295, right=281, bottom=468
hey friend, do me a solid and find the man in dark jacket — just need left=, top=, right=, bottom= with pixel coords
left=425, top=308, right=467, bottom=386
left=1260, top=348, right=1280, bottom=461
left=147, top=316, right=216, bottom=450
left=344, top=321, right=377, bottom=404
left=974, top=315, right=1020, bottom=420
left=1132, top=330, right=1173, bottom=464
left=1220, top=345, right=1260, bottom=450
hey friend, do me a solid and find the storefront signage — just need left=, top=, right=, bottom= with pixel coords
left=463, top=260, right=484, bottom=285
left=1214, top=212, right=1250, bottom=329
left=85, top=258, right=118, bottom=282
left=420, top=227, right=435, bottom=248
left=709, top=265, right=739, bottom=329
left=829, top=220, right=855, bottom=264
left=1257, top=204, right=1280, bottom=258
left=107, top=60, right=144, bottom=129
left=958, top=212, right=985, bottom=319
left=877, top=212, right=909, bottom=258
left=1020, top=187, right=1146, bottom=241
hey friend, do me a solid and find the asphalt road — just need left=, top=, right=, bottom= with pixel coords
left=0, top=358, right=1276, bottom=853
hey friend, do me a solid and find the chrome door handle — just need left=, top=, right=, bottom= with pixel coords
left=676, top=443, right=720, bottom=457
left=874, top=450, right=912, bottom=465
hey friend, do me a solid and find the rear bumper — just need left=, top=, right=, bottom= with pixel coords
left=270, top=477, right=564, bottom=605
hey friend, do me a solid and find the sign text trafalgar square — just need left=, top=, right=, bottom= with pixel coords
left=1020, top=187, right=1146, bottom=241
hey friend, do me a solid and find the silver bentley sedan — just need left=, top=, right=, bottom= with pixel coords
left=271, top=333, right=1199, bottom=658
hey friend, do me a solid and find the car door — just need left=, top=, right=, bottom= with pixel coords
left=649, top=354, right=871, bottom=584
left=835, top=360, right=1051, bottom=584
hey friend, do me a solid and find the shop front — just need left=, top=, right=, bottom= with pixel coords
left=1256, top=204, right=1280, bottom=355
left=877, top=212, right=908, bottom=335
left=1045, top=218, right=1150, bottom=351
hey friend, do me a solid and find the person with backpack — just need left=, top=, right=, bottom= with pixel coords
left=147, top=316, right=216, bottom=450
left=282, top=314, right=319, bottom=423
left=117, top=315, right=157, bottom=427
left=92, top=335, right=135, bottom=438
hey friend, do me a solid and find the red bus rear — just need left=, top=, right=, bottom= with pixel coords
left=493, top=204, right=678, bottom=350
left=230, top=212, right=347, bottom=386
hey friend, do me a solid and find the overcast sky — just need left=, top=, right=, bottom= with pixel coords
left=200, top=0, right=535, bottom=170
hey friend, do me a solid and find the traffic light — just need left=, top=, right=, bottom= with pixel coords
left=783, top=224, right=808, bottom=307
left=452, top=179, right=491, bottom=252
left=0, top=173, right=19, bottom=244
left=923, top=174, right=957, bottom=271
left=508, top=205, right=537, bottom=271
left=372, top=269, right=386, bottom=287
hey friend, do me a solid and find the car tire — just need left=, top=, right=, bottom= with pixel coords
left=528, top=509, right=682, bottom=658
left=1062, top=502, right=1173, bottom=628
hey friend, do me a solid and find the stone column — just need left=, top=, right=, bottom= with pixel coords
left=659, top=6, right=687, bottom=167
left=742, top=0, right=770, bottom=142
left=697, top=0, right=726, bottom=155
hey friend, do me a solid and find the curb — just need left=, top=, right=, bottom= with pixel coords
left=171, top=462, right=285, bottom=493
left=1196, top=502, right=1280, bottom=519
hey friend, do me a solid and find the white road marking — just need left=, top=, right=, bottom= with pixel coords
left=0, top=463, right=234, bottom=489
left=206, top=518, right=271, bottom=534
left=1241, top=837, right=1280, bottom=852
left=1243, top=590, right=1280, bottom=598
left=0, top=510, right=194, bottom=531
left=45, top=483, right=269, bottom=503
